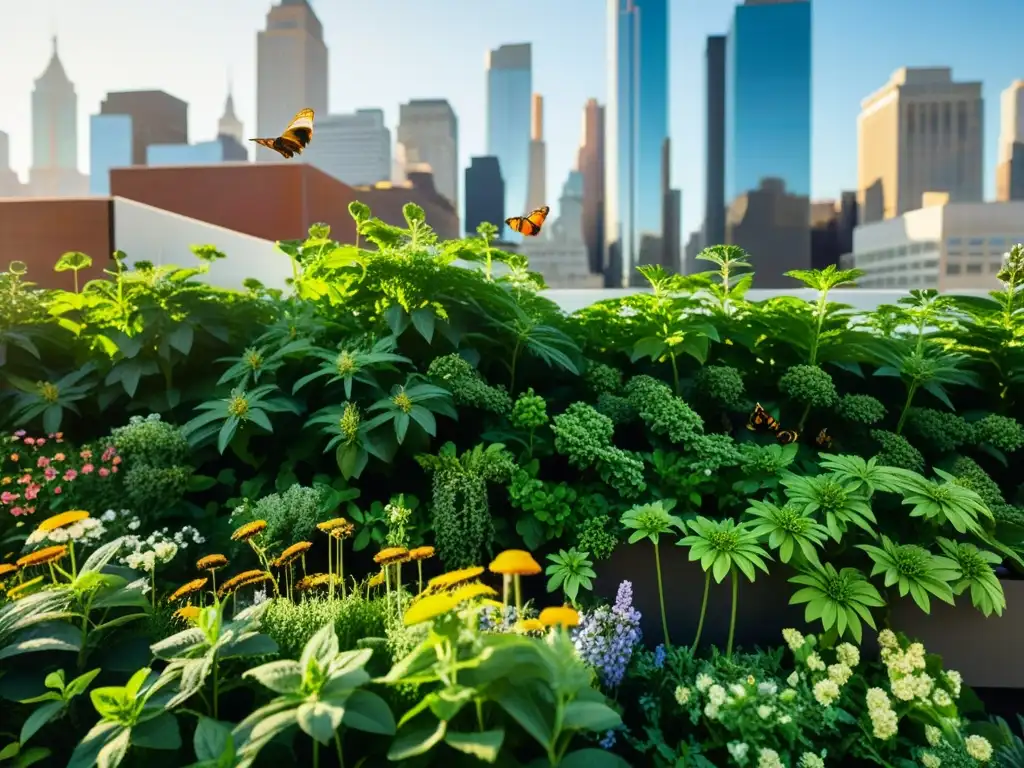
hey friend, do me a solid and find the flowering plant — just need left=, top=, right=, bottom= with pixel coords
left=572, top=580, right=643, bottom=689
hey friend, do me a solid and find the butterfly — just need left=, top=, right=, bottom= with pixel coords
left=815, top=428, right=833, bottom=449
left=249, top=108, right=315, bottom=159
left=776, top=429, right=799, bottom=445
left=746, top=403, right=780, bottom=433
left=505, top=205, right=550, bottom=237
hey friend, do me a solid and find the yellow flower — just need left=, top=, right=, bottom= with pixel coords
left=428, top=566, right=484, bottom=591
left=404, top=593, right=458, bottom=626
left=6, top=575, right=45, bottom=600
left=539, top=605, right=580, bottom=628
left=449, top=582, right=498, bottom=604
left=230, top=520, right=267, bottom=542
left=218, top=569, right=270, bottom=597
left=373, top=547, right=409, bottom=565
left=17, top=545, right=68, bottom=568
left=488, top=549, right=541, bottom=576
left=408, top=546, right=436, bottom=561
left=168, top=578, right=208, bottom=602
left=964, top=735, right=993, bottom=762
left=0, top=563, right=18, bottom=579
left=272, top=541, right=313, bottom=568
left=295, top=573, right=334, bottom=592
left=317, top=518, right=355, bottom=539
left=37, top=510, right=90, bottom=532
left=173, top=605, right=201, bottom=623
left=196, top=554, right=228, bottom=571
left=367, top=571, right=386, bottom=588
left=517, top=619, right=546, bottom=633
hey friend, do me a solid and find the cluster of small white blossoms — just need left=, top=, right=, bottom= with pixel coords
left=25, top=516, right=106, bottom=547
left=782, top=628, right=860, bottom=709
left=877, top=629, right=965, bottom=712
left=118, top=526, right=205, bottom=573
left=100, top=508, right=142, bottom=531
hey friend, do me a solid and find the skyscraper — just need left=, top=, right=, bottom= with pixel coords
left=606, top=0, right=670, bottom=286
left=725, top=0, right=812, bottom=287
left=527, top=94, right=547, bottom=211
left=464, top=156, right=505, bottom=236
left=997, top=81, right=1024, bottom=202
left=29, top=36, right=87, bottom=196
left=305, top=109, right=391, bottom=186
left=218, top=83, right=245, bottom=148
left=577, top=99, right=606, bottom=274
left=858, top=68, right=983, bottom=222
left=100, top=91, right=189, bottom=166
left=486, top=43, right=532, bottom=239
left=0, top=131, right=25, bottom=197
left=89, top=114, right=132, bottom=195
left=703, top=35, right=727, bottom=250
left=397, top=100, right=459, bottom=209
left=256, top=0, right=328, bottom=163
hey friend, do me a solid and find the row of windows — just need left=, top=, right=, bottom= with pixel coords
left=862, top=259, right=940, bottom=276
left=856, top=241, right=939, bottom=264
left=947, top=237, right=1023, bottom=247
left=946, top=261, right=1003, bottom=275
left=860, top=274, right=938, bottom=288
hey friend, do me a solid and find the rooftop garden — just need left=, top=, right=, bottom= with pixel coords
left=1, top=202, right=1024, bottom=767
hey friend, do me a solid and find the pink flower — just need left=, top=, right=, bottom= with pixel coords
left=53, top=486, right=62, bottom=495
left=98, top=467, right=110, bottom=477
left=10, top=506, right=24, bottom=516
left=24, top=484, right=40, bottom=501
left=24, top=437, right=35, bottom=446
left=13, top=430, right=26, bottom=437
left=80, top=463, right=95, bottom=475
left=53, top=453, right=65, bottom=462
left=24, top=506, right=35, bottom=515
left=43, top=467, right=57, bottom=481
left=0, top=491, right=19, bottom=504
left=17, top=474, right=31, bottom=485
left=63, top=469, right=77, bottom=482
left=36, top=438, right=46, bottom=447
left=111, top=466, right=118, bottom=473
left=102, top=447, right=116, bottom=462
left=36, top=456, right=50, bottom=468
left=80, top=450, right=92, bottom=460
left=112, top=456, right=121, bottom=466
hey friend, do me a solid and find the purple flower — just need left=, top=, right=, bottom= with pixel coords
left=573, top=580, right=643, bottom=688
left=653, top=644, right=666, bottom=669
left=599, top=730, right=617, bottom=749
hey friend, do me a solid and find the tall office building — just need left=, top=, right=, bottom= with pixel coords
left=997, top=81, right=1024, bottom=202
left=703, top=35, right=727, bottom=250
left=397, top=100, right=459, bottom=209
left=464, top=156, right=505, bottom=236
left=0, top=131, right=25, bottom=197
left=217, top=84, right=245, bottom=148
left=858, top=68, right=983, bottom=223
left=662, top=139, right=682, bottom=274
left=577, top=99, right=606, bottom=274
left=527, top=94, right=547, bottom=211
left=89, top=114, right=133, bottom=195
left=306, top=110, right=391, bottom=186
left=29, top=37, right=87, bottom=196
left=100, top=91, right=188, bottom=166
left=256, top=0, right=328, bottom=163
left=486, top=43, right=532, bottom=239
left=606, top=0, right=670, bottom=286
left=725, top=0, right=812, bottom=287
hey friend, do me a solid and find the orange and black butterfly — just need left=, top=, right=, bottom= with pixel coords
left=249, top=108, right=315, bottom=159
left=776, top=429, right=799, bottom=445
left=815, top=428, right=833, bottom=449
left=505, top=205, right=550, bottom=237
left=746, top=403, right=780, bottom=433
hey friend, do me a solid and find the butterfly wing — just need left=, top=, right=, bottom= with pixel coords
left=505, top=216, right=526, bottom=234
left=747, top=403, right=779, bottom=432
left=776, top=430, right=799, bottom=445
left=523, top=206, right=549, bottom=236
left=249, top=137, right=289, bottom=158
left=279, top=108, right=315, bottom=155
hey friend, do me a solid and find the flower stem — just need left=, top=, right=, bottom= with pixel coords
left=514, top=574, right=523, bottom=619
left=339, top=540, right=346, bottom=598
left=653, top=542, right=671, bottom=648
left=68, top=541, right=77, bottom=580
left=150, top=568, right=157, bottom=610
left=417, top=561, right=423, bottom=594
left=691, top=571, right=711, bottom=653
left=334, top=732, right=345, bottom=768
left=212, top=652, right=219, bottom=719
left=312, top=738, right=319, bottom=768
left=726, top=567, right=739, bottom=658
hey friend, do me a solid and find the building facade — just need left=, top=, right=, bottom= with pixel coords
left=704, top=35, right=727, bottom=249
left=850, top=198, right=1022, bottom=291
left=89, top=114, right=133, bottom=195
left=147, top=136, right=248, bottom=166
left=726, top=0, right=812, bottom=287
left=100, top=90, right=189, bottom=166
left=29, top=36, right=88, bottom=197
left=606, top=0, right=669, bottom=286
left=464, top=156, right=505, bottom=236
left=997, top=143, right=1024, bottom=202
left=857, top=68, right=984, bottom=223
left=997, top=82, right=1024, bottom=201
left=577, top=99, right=606, bottom=275
left=256, top=0, right=328, bottom=163
left=0, top=131, right=25, bottom=197
left=486, top=43, right=532, bottom=239
left=305, top=110, right=391, bottom=186
left=396, top=100, right=459, bottom=209
left=527, top=94, right=547, bottom=212
left=810, top=192, right=857, bottom=271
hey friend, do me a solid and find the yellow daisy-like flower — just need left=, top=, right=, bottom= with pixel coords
left=173, top=605, right=201, bottom=623
left=218, top=569, right=270, bottom=597
left=367, top=571, right=386, bottom=588
left=488, top=549, right=541, bottom=576
left=168, top=578, right=208, bottom=603
left=449, top=582, right=498, bottom=604
left=517, top=619, right=546, bottom=633
left=272, top=541, right=313, bottom=568
left=317, top=518, right=355, bottom=539
left=404, top=592, right=458, bottom=626
left=427, top=566, right=484, bottom=591
left=295, top=573, right=335, bottom=592
left=408, top=546, right=436, bottom=561
left=230, top=520, right=267, bottom=542
left=7, top=575, right=45, bottom=600
left=16, top=545, right=68, bottom=568
left=539, top=605, right=580, bottom=628
left=196, top=554, right=228, bottom=571
left=373, top=547, right=410, bottom=566
left=37, top=510, right=90, bottom=533
left=0, top=563, right=18, bottom=579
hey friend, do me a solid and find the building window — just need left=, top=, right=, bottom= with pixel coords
left=947, top=263, right=962, bottom=275
left=923, top=259, right=938, bottom=268
left=910, top=243, right=922, bottom=254
left=947, top=237, right=962, bottom=246
left=923, top=274, right=937, bottom=285
left=966, top=263, right=983, bottom=274
left=967, top=237, right=984, bottom=246
left=990, top=261, right=1003, bottom=272
left=990, top=237, right=1006, bottom=247
left=968, top=252, right=984, bottom=258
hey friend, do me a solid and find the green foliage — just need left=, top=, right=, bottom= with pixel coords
left=545, top=548, right=597, bottom=605
left=777, top=364, right=838, bottom=408
left=834, top=393, right=887, bottom=425
left=260, top=594, right=387, bottom=659
left=231, top=483, right=331, bottom=549
left=427, top=353, right=511, bottom=414
left=693, top=364, right=746, bottom=410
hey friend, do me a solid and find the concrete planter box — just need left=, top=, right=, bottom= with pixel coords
left=595, top=544, right=1024, bottom=689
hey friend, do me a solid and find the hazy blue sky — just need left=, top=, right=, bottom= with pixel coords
left=0, top=0, right=1021, bottom=238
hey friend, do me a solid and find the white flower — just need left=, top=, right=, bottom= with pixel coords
left=757, top=705, right=773, bottom=719
left=943, top=670, right=962, bottom=698
left=757, top=748, right=784, bottom=768
left=727, top=742, right=750, bottom=764
left=813, top=679, right=841, bottom=707
left=66, top=523, right=86, bottom=540
left=932, top=689, right=952, bottom=708
left=920, top=753, right=941, bottom=768
left=964, top=735, right=993, bottom=762
left=695, top=673, right=714, bottom=693
left=674, top=686, right=691, bottom=705
left=777, top=714, right=792, bottom=725
left=251, top=588, right=268, bottom=606
left=49, top=528, right=69, bottom=543
left=877, top=629, right=898, bottom=649
left=890, top=676, right=916, bottom=701
left=708, top=684, right=727, bottom=707
left=729, top=683, right=747, bottom=699
left=25, top=529, right=47, bottom=546
left=836, top=642, right=860, bottom=667
left=703, top=702, right=720, bottom=720
left=786, top=671, right=800, bottom=687
left=798, top=754, right=825, bottom=768
left=101, top=510, right=117, bottom=522
left=924, top=725, right=942, bottom=747
left=827, top=663, right=852, bottom=686
left=758, top=681, right=778, bottom=696
left=128, top=519, right=141, bottom=531
left=782, top=628, right=805, bottom=651
left=806, top=652, right=826, bottom=672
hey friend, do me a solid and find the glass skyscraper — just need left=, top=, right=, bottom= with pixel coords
left=606, top=0, right=669, bottom=286
left=89, top=114, right=132, bottom=195
left=486, top=43, right=532, bottom=241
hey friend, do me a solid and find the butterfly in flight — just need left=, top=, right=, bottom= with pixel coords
left=249, top=108, right=315, bottom=159
left=505, top=205, right=550, bottom=237
left=776, top=429, right=799, bottom=445
left=746, top=403, right=799, bottom=444
left=815, top=428, right=833, bottom=449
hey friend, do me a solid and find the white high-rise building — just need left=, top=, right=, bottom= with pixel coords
left=255, top=0, right=328, bottom=163
left=28, top=36, right=88, bottom=196
left=527, top=93, right=546, bottom=211
left=999, top=81, right=1024, bottom=163
left=306, top=109, right=391, bottom=186
left=397, top=100, right=458, bottom=209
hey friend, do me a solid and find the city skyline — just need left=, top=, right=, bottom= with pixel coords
left=1, top=0, right=1024, bottom=240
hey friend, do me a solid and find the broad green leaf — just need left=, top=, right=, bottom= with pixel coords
left=296, top=701, right=344, bottom=746
left=559, top=748, right=632, bottom=767
left=444, top=729, right=505, bottom=762
left=340, top=689, right=396, bottom=735
left=560, top=700, right=621, bottom=732
left=0, top=623, right=83, bottom=661
left=193, top=717, right=233, bottom=763
left=19, top=700, right=64, bottom=744
left=387, top=720, right=447, bottom=761
left=131, top=712, right=181, bottom=751
left=244, top=660, right=302, bottom=695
